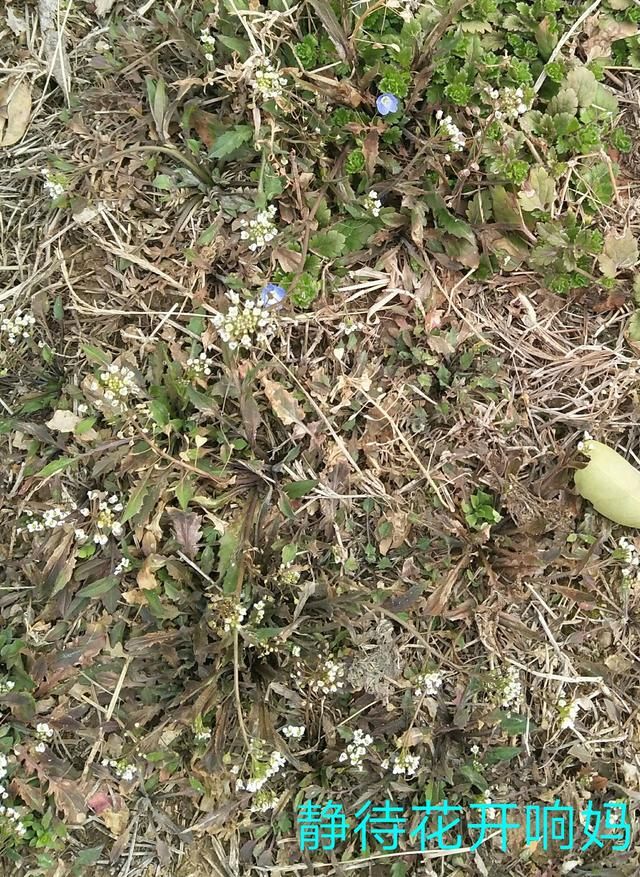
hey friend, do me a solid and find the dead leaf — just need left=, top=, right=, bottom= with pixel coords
left=273, top=246, right=305, bottom=273
left=137, top=554, right=166, bottom=589
left=168, top=510, right=202, bottom=559
left=39, top=0, right=71, bottom=103
left=46, top=409, right=80, bottom=433
left=262, top=377, right=306, bottom=428
left=362, top=129, right=379, bottom=177
left=598, top=227, right=639, bottom=278
left=584, top=15, right=640, bottom=60
left=48, top=776, right=87, bottom=824
left=0, top=80, right=32, bottom=146
left=95, top=0, right=117, bottom=15
left=378, top=510, right=410, bottom=556
left=7, top=7, right=27, bottom=35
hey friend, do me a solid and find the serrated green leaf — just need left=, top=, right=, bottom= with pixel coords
left=332, top=219, right=376, bottom=252
left=309, top=229, right=346, bottom=259
left=518, top=166, right=556, bottom=212
left=565, top=66, right=598, bottom=107
left=598, top=227, right=638, bottom=278
left=209, top=125, right=253, bottom=159
left=547, top=87, right=578, bottom=116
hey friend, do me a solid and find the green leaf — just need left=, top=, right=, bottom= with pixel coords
left=78, top=576, right=119, bottom=599
left=466, top=191, right=492, bottom=225
left=518, top=166, right=556, bottom=212
left=309, top=229, right=346, bottom=259
left=82, top=344, right=111, bottom=366
left=598, top=227, right=638, bottom=278
left=484, top=745, right=522, bottom=765
left=218, top=520, right=242, bottom=593
left=491, top=186, right=521, bottom=225
left=209, top=125, right=253, bottom=159
left=565, top=67, right=598, bottom=107
left=575, top=439, right=640, bottom=526
left=36, top=456, right=76, bottom=478
left=216, top=35, right=251, bottom=59
left=121, top=476, right=150, bottom=524
left=547, top=87, right=578, bottom=116
left=283, top=479, right=318, bottom=498
left=175, top=477, right=195, bottom=510
left=629, top=310, right=640, bottom=342
left=333, top=219, right=376, bottom=252
left=458, top=763, right=488, bottom=791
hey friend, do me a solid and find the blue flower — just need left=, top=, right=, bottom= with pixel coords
left=260, top=283, right=287, bottom=307
left=376, top=93, right=400, bottom=116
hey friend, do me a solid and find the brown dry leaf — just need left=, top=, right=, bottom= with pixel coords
left=46, top=409, right=80, bottom=433
left=262, top=377, right=306, bottom=428
left=168, top=510, right=203, bottom=559
left=0, top=80, right=32, bottom=147
left=378, top=510, right=410, bottom=556
left=137, top=554, right=167, bottom=589
left=584, top=15, right=640, bottom=60
left=7, top=7, right=27, bottom=34
left=39, top=0, right=71, bottom=102
left=95, top=0, right=117, bottom=15
left=362, top=129, right=379, bottom=177
left=273, top=246, right=304, bottom=273
left=48, top=776, right=87, bottom=824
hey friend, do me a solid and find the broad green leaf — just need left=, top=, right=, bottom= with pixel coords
left=216, top=35, right=251, bottom=59
left=36, top=456, right=76, bottom=478
left=491, top=186, right=521, bottom=225
left=575, top=440, right=640, bottom=527
left=333, top=219, right=376, bottom=252
left=518, top=166, right=556, bottom=212
left=121, top=476, right=150, bottom=524
left=82, top=344, right=111, bottom=366
left=466, top=191, right=492, bottom=225
left=283, top=479, right=318, bottom=499
left=565, top=67, right=598, bottom=107
left=209, top=125, right=253, bottom=159
left=78, top=576, right=119, bottom=599
left=175, top=477, right=195, bottom=510
left=218, top=520, right=241, bottom=593
left=598, top=227, right=639, bottom=278
left=309, top=229, right=346, bottom=259
left=547, top=88, right=578, bottom=117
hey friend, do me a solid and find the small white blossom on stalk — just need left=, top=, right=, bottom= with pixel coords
left=211, top=290, right=277, bottom=351
left=491, top=665, right=522, bottom=711
left=88, top=492, right=124, bottom=546
left=487, top=86, right=529, bottom=120
left=477, top=788, right=497, bottom=820
left=435, top=110, right=465, bottom=152
left=0, top=804, right=27, bottom=838
left=102, top=758, right=137, bottom=781
left=236, top=740, right=286, bottom=794
left=0, top=307, right=36, bottom=345
left=617, top=536, right=640, bottom=579
left=577, top=430, right=593, bottom=452
left=310, top=657, right=345, bottom=695
left=363, top=190, right=382, bottom=217
left=382, top=750, right=421, bottom=777
left=338, top=728, right=373, bottom=770
left=337, top=317, right=366, bottom=337
left=91, top=362, right=140, bottom=414
left=239, top=204, right=278, bottom=251
left=200, top=27, right=215, bottom=62
left=414, top=669, right=444, bottom=697
left=558, top=697, right=580, bottom=730
left=0, top=680, right=15, bottom=694
left=222, top=601, right=247, bottom=632
left=18, top=506, right=71, bottom=535
left=185, top=352, right=214, bottom=379
left=251, top=788, right=280, bottom=813
left=251, top=599, right=266, bottom=625
left=42, top=169, right=66, bottom=199
left=281, top=724, right=305, bottom=741
left=114, top=556, right=130, bottom=576
left=249, top=57, right=287, bottom=101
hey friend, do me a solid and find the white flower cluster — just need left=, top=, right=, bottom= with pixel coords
left=0, top=307, right=36, bottom=344
left=42, top=170, right=66, bottom=199
left=85, top=491, right=124, bottom=546
left=435, top=110, right=465, bottom=152
left=239, top=204, right=278, bottom=251
left=617, top=536, right=639, bottom=579
left=185, top=353, right=214, bottom=378
left=211, top=290, right=277, bottom=351
left=577, top=430, right=593, bottom=452
left=250, top=57, right=287, bottom=101
left=0, top=803, right=27, bottom=839
left=0, top=679, right=15, bottom=694
left=414, top=669, right=444, bottom=698
left=35, top=723, right=54, bottom=753
left=102, top=757, right=137, bottom=781
left=493, top=665, right=522, bottom=711
left=381, top=750, right=421, bottom=777
left=363, top=190, right=382, bottom=217
left=236, top=742, right=286, bottom=794
left=114, top=556, right=130, bottom=576
left=276, top=562, right=301, bottom=587
left=281, top=724, right=305, bottom=741
left=478, top=788, right=498, bottom=820
left=337, top=317, right=366, bottom=337
left=250, top=788, right=280, bottom=813
left=251, top=599, right=266, bottom=625
left=310, top=657, right=345, bottom=695
left=200, top=27, right=215, bottom=62
left=487, top=86, right=528, bottom=120
left=0, top=753, right=10, bottom=801
left=558, top=697, right=580, bottom=730
left=18, top=506, right=71, bottom=535
left=338, top=728, right=373, bottom=770
left=223, top=601, right=247, bottom=632
left=91, top=363, right=139, bottom=414
left=194, top=727, right=212, bottom=744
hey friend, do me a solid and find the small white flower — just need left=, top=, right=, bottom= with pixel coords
left=362, top=190, right=382, bottom=217
left=249, top=56, right=287, bottom=101
left=281, top=724, right=305, bottom=741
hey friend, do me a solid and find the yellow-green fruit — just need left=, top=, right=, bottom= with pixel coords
left=574, top=439, right=640, bottom=527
